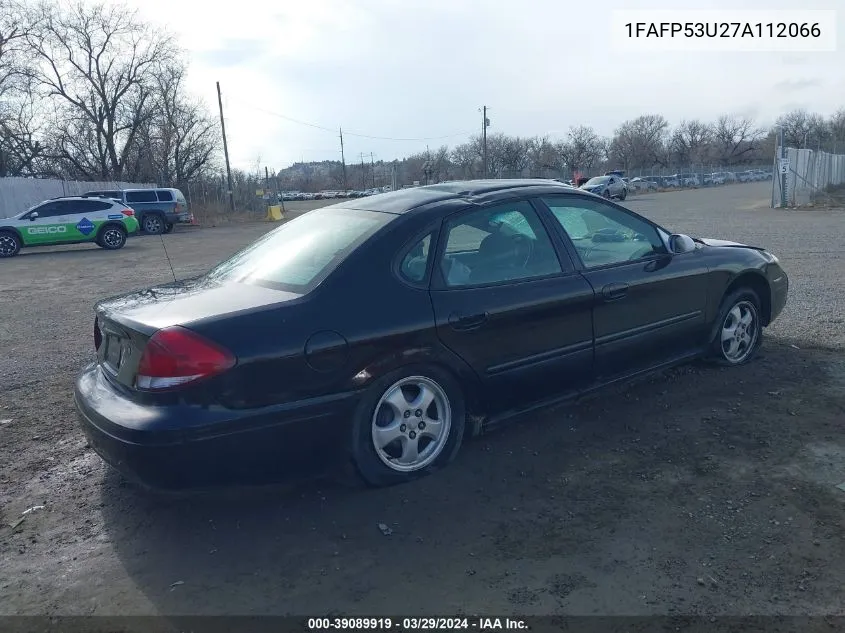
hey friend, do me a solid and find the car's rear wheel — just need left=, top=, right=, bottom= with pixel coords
left=142, top=214, right=165, bottom=235
left=351, top=365, right=465, bottom=487
left=98, top=225, right=127, bottom=250
left=0, top=231, right=21, bottom=258
left=619, top=188, right=627, bottom=201
left=709, top=288, right=763, bottom=366
left=602, top=189, right=611, bottom=199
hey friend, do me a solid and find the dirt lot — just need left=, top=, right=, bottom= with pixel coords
left=2, top=182, right=845, bottom=616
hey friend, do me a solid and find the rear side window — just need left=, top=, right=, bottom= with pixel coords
left=399, top=233, right=433, bottom=284
left=126, top=190, right=157, bottom=203
left=156, top=190, right=174, bottom=202
left=83, top=200, right=113, bottom=212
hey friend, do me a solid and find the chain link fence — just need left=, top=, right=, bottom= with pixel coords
left=771, top=147, right=845, bottom=207
left=0, top=177, right=155, bottom=219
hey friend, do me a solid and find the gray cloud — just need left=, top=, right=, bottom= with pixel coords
left=773, top=78, right=824, bottom=92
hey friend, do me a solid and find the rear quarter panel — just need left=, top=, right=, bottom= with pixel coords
left=190, top=210, right=483, bottom=413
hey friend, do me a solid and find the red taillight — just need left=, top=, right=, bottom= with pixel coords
left=94, top=317, right=103, bottom=350
left=122, top=208, right=135, bottom=217
left=136, top=326, right=236, bottom=391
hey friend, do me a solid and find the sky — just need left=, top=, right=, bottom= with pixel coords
left=115, top=0, right=845, bottom=172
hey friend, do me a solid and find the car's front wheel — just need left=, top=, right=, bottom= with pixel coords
left=709, top=288, right=763, bottom=366
left=163, top=223, right=174, bottom=234
left=619, top=188, right=627, bottom=201
left=0, top=231, right=21, bottom=258
left=351, top=365, right=466, bottom=487
left=98, top=225, right=127, bottom=250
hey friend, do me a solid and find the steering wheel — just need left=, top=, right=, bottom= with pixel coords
left=510, top=234, right=533, bottom=268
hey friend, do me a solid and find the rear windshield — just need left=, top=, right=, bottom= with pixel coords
left=207, top=207, right=393, bottom=292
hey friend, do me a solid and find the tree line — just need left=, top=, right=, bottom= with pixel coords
left=3, top=0, right=845, bottom=200
left=0, top=0, right=218, bottom=184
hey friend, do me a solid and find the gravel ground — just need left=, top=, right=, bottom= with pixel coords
left=1, top=182, right=845, bottom=617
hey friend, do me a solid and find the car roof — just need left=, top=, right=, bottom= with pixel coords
left=331, top=179, right=582, bottom=215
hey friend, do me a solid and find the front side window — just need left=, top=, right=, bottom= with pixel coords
left=208, top=207, right=392, bottom=292
left=542, top=197, right=666, bottom=268
left=438, top=201, right=562, bottom=288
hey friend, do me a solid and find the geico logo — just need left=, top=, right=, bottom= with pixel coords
left=27, top=226, right=67, bottom=235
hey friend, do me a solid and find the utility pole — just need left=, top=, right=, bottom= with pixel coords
left=264, top=166, right=270, bottom=212
left=360, top=153, right=366, bottom=189
left=481, top=105, right=490, bottom=179
left=339, top=128, right=348, bottom=192
left=216, top=81, right=235, bottom=213
left=370, top=153, right=376, bottom=188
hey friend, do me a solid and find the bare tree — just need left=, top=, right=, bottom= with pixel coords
left=560, top=125, right=607, bottom=173
left=499, top=136, right=530, bottom=176
left=451, top=139, right=481, bottom=178
left=149, top=62, right=218, bottom=185
left=828, top=108, right=845, bottom=151
left=525, top=136, right=561, bottom=177
left=608, top=115, right=669, bottom=170
left=28, top=1, right=176, bottom=179
left=0, top=92, right=47, bottom=176
left=670, top=119, right=713, bottom=165
left=712, top=115, right=764, bottom=165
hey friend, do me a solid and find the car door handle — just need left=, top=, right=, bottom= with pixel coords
left=601, top=282, right=629, bottom=301
left=448, top=311, right=489, bottom=331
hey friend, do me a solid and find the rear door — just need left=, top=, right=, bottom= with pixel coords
left=539, top=195, right=711, bottom=380
left=429, top=199, right=595, bottom=414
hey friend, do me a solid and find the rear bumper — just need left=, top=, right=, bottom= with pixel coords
left=74, top=363, right=361, bottom=490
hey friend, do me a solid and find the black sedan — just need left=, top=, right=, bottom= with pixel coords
left=74, top=180, right=789, bottom=490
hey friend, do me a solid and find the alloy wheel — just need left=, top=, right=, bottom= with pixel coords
left=0, top=234, right=18, bottom=256
left=143, top=215, right=163, bottom=234
left=371, top=376, right=452, bottom=473
left=102, top=228, right=124, bottom=248
left=720, top=300, right=759, bottom=363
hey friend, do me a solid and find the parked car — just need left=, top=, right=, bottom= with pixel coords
left=83, top=188, right=189, bottom=235
left=0, top=196, right=139, bottom=258
left=605, top=170, right=625, bottom=177
left=708, top=173, right=726, bottom=185
left=663, top=176, right=681, bottom=188
left=678, top=174, right=700, bottom=187
left=630, top=177, right=657, bottom=191
left=580, top=175, right=627, bottom=200
left=74, top=179, right=788, bottom=490
left=643, top=176, right=665, bottom=188
left=723, top=172, right=738, bottom=183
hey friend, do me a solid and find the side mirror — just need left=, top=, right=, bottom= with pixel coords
left=30, top=212, right=39, bottom=221
left=669, top=233, right=695, bottom=254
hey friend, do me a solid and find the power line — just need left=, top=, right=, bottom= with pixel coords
left=228, top=99, right=475, bottom=142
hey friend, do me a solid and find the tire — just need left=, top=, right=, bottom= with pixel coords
left=98, top=225, right=127, bottom=250
left=351, top=364, right=466, bottom=487
left=0, top=231, right=21, bottom=258
left=708, top=288, right=763, bottom=366
left=619, top=188, right=627, bottom=201
left=602, top=189, right=611, bottom=199
left=141, top=213, right=165, bottom=235
left=163, top=223, right=174, bottom=234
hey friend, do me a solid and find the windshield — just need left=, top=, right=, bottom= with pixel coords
left=207, top=207, right=392, bottom=292
left=585, top=177, right=610, bottom=186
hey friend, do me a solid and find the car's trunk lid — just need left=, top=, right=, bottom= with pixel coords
left=95, top=276, right=301, bottom=390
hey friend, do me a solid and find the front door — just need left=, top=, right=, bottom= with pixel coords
left=20, top=201, right=74, bottom=246
left=539, top=195, right=711, bottom=380
left=429, top=199, right=595, bottom=414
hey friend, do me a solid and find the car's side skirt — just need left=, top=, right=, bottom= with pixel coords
left=480, top=347, right=705, bottom=434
